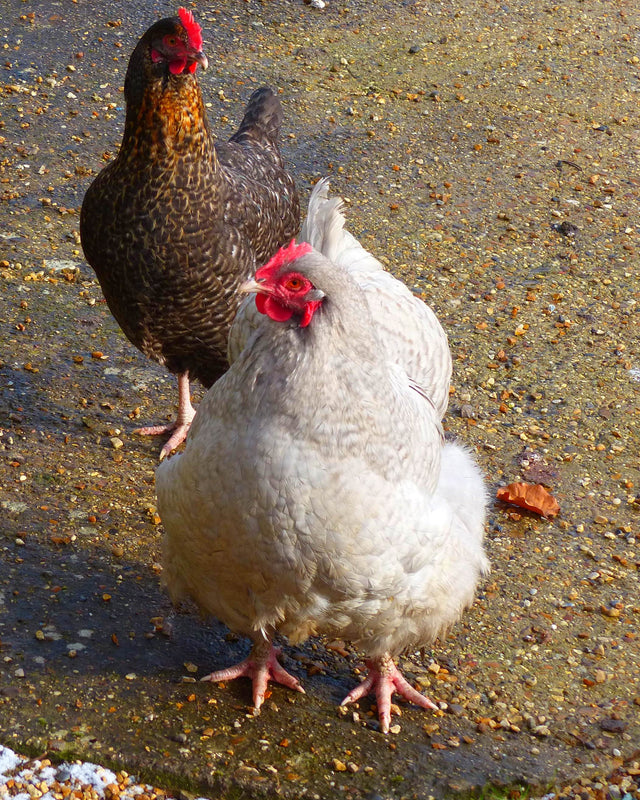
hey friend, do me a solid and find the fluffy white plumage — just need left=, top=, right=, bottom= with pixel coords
left=156, top=181, right=489, bottom=732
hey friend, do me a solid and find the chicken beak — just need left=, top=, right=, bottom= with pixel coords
left=240, top=278, right=266, bottom=295
left=194, top=51, right=209, bottom=71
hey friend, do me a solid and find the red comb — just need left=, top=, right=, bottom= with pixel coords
left=256, top=240, right=313, bottom=280
left=178, top=7, right=203, bottom=51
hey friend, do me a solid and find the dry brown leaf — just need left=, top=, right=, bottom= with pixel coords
left=496, top=482, right=560, bottom=518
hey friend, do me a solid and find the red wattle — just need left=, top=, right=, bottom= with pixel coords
left=256, top=294, right=293, bottom=322
left=300, top=300, right=322, bottom=327
left=169, top=58, right=187, bottom=74
left=255, top=294, right=267, bottom=315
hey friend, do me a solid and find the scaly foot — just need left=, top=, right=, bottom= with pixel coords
left=133, top=372, right=196, bottom=460
left=201, top=639, right=304, bottom=712
left=341, top=652, right=437, bottom=733
left=135, top=419, right=194, bottom=460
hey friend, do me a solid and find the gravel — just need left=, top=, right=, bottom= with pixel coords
left=0, top=0, right=639, bottom=797
left=0, top=744, right=207, bottom=800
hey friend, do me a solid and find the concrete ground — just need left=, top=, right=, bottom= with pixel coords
left=0, top=0, right=638, bottom=797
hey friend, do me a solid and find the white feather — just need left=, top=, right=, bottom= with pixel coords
left=158, top=180, right=488, bottom=681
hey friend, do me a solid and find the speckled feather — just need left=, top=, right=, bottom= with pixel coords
left=80, top=14, right=300, bottom=388
left=157, top=232, right=489, bottom=661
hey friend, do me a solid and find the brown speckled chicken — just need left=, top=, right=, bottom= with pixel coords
left=80, top=8, right=300, bottom=458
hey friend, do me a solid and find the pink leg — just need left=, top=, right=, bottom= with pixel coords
left=134, top=372, right=196, bottom=460
left=201, top=638, right=305, bottom=712
left=341, top=652, right=438, bottom=733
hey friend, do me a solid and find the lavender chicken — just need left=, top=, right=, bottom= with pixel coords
left=156, top=182, right=489, bottom=733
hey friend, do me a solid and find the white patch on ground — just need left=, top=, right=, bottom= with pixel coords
left=0, top=745, right=210, bottom=800
left=44, top=260, right=80, bottom=272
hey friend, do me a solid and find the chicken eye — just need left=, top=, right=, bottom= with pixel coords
left=284, top=276, right=304, bottom=291
left=164, top=35, right=178, bottom=47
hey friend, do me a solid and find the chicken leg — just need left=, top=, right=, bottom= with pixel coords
left=134, top=372, right=196, bottom=460
left=201, top=637, right=305, bottom=712
left=341, top=652, right=438, bottom=733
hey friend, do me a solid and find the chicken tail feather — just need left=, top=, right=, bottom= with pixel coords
left=230, top=86, right=284, bottom=148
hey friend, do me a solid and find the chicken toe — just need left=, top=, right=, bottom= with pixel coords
left=201, top=640, right=304, bottom=711
left=134, top=373, right=196, bottom=460
left=341, top=653, right=437, bottom=733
